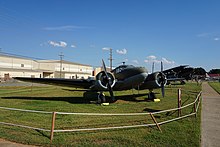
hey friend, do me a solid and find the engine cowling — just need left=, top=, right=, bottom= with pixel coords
left=138, top=72, right=167, bottom=90
left=95, top=71, right=116, bottom=91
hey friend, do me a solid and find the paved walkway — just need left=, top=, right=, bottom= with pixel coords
left=202, top=82, right=220, bottom=147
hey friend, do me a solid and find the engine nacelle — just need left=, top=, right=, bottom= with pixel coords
left=138, top=72, right=167, bottom=90
left=95, top=71, right=116, bottom=91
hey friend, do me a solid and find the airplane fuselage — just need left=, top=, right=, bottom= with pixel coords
left=111, top=65, right=148, bottom=90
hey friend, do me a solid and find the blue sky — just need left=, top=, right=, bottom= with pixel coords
left=0, top=0, right=219, bottom=72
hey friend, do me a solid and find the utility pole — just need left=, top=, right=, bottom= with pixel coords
left=59, top=52, right=64, bottom=78
left=108, top=48, right=113, bottom=71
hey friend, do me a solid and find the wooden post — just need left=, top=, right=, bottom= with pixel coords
left=198, top=92, right=202, bottom=103
left=194, top=102, right=197, bottom=118
left=50, top=112, right=56, bottom=143
left=150, top=113, right=162, bottom=132
left=178, top=88, right=182, bottom=117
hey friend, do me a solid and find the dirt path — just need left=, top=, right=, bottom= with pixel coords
left=201, top=82, right=220, bottom=147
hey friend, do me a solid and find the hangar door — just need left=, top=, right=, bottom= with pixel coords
left=43, top=72, right=53, bottom=78
left=4, top=73, right=10, bottom=81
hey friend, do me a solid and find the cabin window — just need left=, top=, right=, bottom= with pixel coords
left=21, top=64, right=24, bottom=67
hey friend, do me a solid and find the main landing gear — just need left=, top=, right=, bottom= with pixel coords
left=148, top=89, right=156, bottom=101
left=147, top=89, right=160, bottom=102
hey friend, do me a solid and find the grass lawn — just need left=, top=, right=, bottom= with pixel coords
left=0, top=82, right=201, bottom=146
left=209, top=81, right=220, bottom=94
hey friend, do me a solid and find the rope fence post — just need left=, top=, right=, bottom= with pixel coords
left=50, top=112, right=56, bottom=144
left=150, top=113, right=162, bottom=132
left=198, top=92, right=202, bottom=104
left=194, top=102, right=197, bottom=117
left=178, top=88, right=182, bottom=117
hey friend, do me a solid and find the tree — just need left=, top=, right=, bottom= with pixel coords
left=208, top=69, right=220, bottom=74
left=194, top=67, right=206, bottom=75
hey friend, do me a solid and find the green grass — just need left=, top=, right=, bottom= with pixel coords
left=0, top=83, right=201, bottom=146
left=209, top=81, right=220, bottom=94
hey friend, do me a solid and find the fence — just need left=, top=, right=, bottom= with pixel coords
left=0, top=90, right=202, bottom=143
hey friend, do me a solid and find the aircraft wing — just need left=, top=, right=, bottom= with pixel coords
left=167, top=77, right=185, bottom=82
left=166, top=77, right=186, bottom=85
left=14, top=77, right=94, bottom=89
left=163, top=65, right=188, bottom=74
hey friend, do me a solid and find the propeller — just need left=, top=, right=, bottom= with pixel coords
left=152, top=62, right=155, bottom=73
left=160, top=61, right=166, bottom=97
left=102, top=59, right=115, bottom=101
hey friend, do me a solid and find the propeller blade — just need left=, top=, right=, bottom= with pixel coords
left=102, top=59, right=108, bottom=75
left=161, top=61, right=163, bottom=72
left=107, top=83, right=115, bottom=101
left=102, top=59, right=115, bottom=101
left=160, top=61, right=165, bottom=97
left=152, top=62, right=155, bottom=73
left=161, top=80, right=165, bottom=97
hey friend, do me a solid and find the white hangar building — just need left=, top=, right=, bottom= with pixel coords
left=0, top=53, right=93, bottom=81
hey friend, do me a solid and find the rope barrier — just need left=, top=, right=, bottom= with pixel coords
left=0, top=102, right=197, bottom=116
left=53, top=124, right=156, bottom=132
left=53, top=113, right=197, bottom=133
left=0, top=91, right=202, bottom=136
left=56, top=112, right=149, bottom=116
left=0, top=106, right=52, bottom=114
left=158, top=113, right=196, bottom=125
left=0, top=121, right=50, bottom=132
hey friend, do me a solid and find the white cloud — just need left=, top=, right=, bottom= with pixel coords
left=214, top=37, right=220, bottom=41
left=71, top=44, right=76, bottom=48
left=147, top=55, right=157, bottom=60
left=197, top=33, right=220, bottom=41
left=144, top=55, right=160, bottom=63
left=48, top=41, right=67, bottom=48
left=102, top=47, right=111, bottom=51
left=59, top=41, right=67, bottom=47
left=132, top=60, right=139, bottom=64
left=144, top=55, right=176, bottom=72
left=162, top=57, right=175, bottom=64
left=144, top=55, right=175, bottom=65
left=116, top=48, right=127, bottom=55
left=43, top=25, right=87, bottom=31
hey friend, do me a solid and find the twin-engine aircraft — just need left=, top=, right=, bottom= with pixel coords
left=14, top=60, right=167, bottom=102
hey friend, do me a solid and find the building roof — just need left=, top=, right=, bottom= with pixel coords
left=0, top=52, right=35, bottom=60
left=208, top=74, right=220, bottom=77
left=0, top=53, right=92, bottom=67
left=37, top=60, right=92, bottom=67
left=0, top=67, right=53, bottom=73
